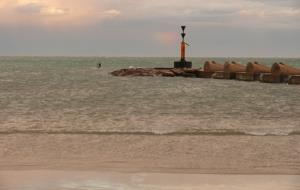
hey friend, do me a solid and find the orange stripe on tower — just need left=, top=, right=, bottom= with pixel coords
left=181, top=42, right=185, bottom=61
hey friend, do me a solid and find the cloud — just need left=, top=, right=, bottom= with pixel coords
left=16, top=2, right=43, bottom=13
left=0, top=0, right=299, bottom=29
left=43, top=7, right=67, bottom=16
left=110, top=0, right=300, bottom=29
left=15, top=1, right=67, bottom=16
left=0, top=0, right=120, bottom=27
left=102, top=9, right=121, bottom=18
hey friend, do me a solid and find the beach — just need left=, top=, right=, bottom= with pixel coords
left=1, top=134, right=300, bottom=190
left=1, top=170, right=300, bottom=190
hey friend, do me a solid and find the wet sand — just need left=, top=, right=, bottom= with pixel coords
left=1, top=170, right=300, bottom=190
left=0, top=134, right=300, bottom=174
left=1, top=133, right=300, bottom=189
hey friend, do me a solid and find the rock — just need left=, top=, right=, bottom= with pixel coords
left=170, top=69, right=185, bottom=76
left=182, top=69, right=201, bottom=78
left=157, top=70, right=176, bottom=77
left=224, top=72, right=236, bottom=79
left=212, top=71, right=226, bottom=79
left=236, top=72, right=257, bottom=81
left=259, top=73, right=282, bottom=83
left=196, top=71, right=213, bottom=78
left=288, top=75, right=300, bottom=85
left=111, top=68, right=202, bottom=78
left=111, top=68, right=156, bottom=77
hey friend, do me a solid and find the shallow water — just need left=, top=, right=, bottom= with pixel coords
left=0, top=57, right=299, bottom=136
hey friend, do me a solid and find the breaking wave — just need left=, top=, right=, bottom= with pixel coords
left=0, top=129, right=299, bottom=136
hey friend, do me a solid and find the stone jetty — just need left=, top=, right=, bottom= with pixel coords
left=111, top=26, right=299, bottom=85
left=111, top=68, right=203, bottom=78
left=111, top=62, right=300, bottom=85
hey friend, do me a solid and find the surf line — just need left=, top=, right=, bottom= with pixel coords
left=0, top=130, right=299, bottom=136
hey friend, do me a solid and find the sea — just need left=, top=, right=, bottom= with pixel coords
left=0, top=57, right=299, bottom=136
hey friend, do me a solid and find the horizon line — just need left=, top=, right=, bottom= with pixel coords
left=1, top=55, right=300, bottom=59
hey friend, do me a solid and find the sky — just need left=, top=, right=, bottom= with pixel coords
left=0, top=0, right=299, bottom=57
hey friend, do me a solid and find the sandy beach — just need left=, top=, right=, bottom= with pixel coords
left=1, top=170, right=300, bottom=190
left=1, top=133, right=300, bottom=189
left=1, top=129, right=300, bottom=190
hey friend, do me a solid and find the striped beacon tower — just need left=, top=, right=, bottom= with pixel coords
left=174, top=26, right=192, bottom=68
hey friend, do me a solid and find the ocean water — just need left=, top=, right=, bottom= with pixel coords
left=0, top=56, right=300, bottom=136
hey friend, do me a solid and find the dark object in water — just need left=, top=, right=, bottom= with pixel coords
left=97, top=63, right=102, bottom=68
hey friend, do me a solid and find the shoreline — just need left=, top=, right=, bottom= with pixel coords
left=1, top=134, right=299, bottom=175
left=1, top=130, right=300, bottom=136
left=1, top=167, right=300, bottom=176
left=1, top=170, right=300, bottom=190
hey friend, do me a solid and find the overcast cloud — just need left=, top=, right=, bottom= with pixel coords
left=0, top=0, right=299, bottom=57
